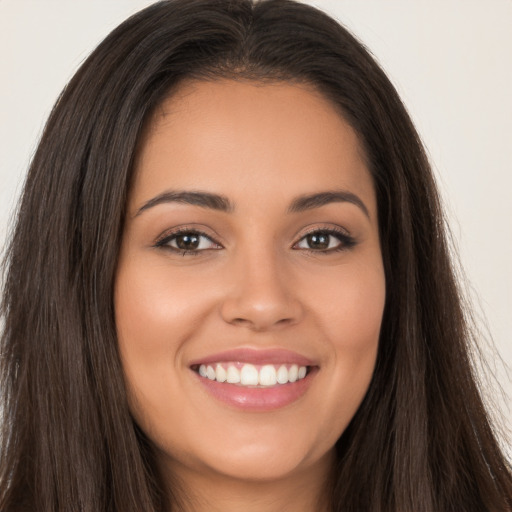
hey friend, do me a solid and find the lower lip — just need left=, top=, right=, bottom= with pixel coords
left=193, top=369, right=316, bottom=412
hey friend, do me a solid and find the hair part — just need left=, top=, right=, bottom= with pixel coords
left=1, top=1, right=511, bottom=510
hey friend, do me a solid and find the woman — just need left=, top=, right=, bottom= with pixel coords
left=1, top=0, right=511, bottom=510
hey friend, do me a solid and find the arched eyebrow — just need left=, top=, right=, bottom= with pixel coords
left=135, top=190, right=234, bottom=216
left=288, top=191, right=370, bottom=218
left=135, top=189, right=369, bottom=218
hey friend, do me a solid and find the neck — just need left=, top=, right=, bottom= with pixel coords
left=160, top=451, right=335, bottom=512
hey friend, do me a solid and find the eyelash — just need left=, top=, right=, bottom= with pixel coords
left=154, top=226, right=356, bottom=256
left=154, top=227, right=220, bottom=256
left=293, top=227, right=357, bottom=254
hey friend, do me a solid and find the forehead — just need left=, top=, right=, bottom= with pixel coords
left=131, top=79, right=375, bottom=215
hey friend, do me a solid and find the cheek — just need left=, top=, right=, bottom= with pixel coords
left=114, top=259, right=217, bottom=453
left=331, top=267, right=384, bottom=380
left=303, top=260, right=385, bottom=426
left=113, top=259, right=209, bottom=416
left=115, top=259, right=214, bottom=358
left=307, top=257, right=385, bottom=349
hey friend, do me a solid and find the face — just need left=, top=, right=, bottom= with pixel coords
left=115, top=80, right=385, bottom=485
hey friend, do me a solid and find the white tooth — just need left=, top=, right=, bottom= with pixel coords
left=288, top=364, right=299, bottom=383
left=215, top=364, right=227, bottom=383
left=206, top=365, right=216, bottom=380
left=226, top=365, right=241, bottom=384
left=240, top=364, right=259, bottom=386
left=259, top=365, right=277, bottom=386
left=298, top=366, right=307, bottom=379
left=199, top=364, right=207, bottom=377
left=276, top=365, right=289, bottom=384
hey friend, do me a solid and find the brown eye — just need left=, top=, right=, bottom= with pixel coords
left=294, top=229, right=356, bottom=252
left=156, top=230, right=221, bottom=253
left=174, top=233, right=200, bottom=250
left=305, top=232, right=330, bottom=250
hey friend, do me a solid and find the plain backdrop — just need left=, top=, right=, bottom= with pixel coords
left=1, top=1, right=511, bottom=441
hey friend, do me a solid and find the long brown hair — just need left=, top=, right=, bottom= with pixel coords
left=1, top=1, right=510, bottom=510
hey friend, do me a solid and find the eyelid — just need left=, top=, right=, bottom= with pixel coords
left=293, top=224, right=352, bottom=243
left=292, top=225, right=357, bottom=252
left=154, top=225, right=223, bottom=251
left=296, top=224, right=351, bottom=238
left=152, top=223, right=356, bottom=254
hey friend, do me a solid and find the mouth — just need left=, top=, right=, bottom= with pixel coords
left=189, top=348, right=318, bottom=411
left=191, top=362, right=310, bottom=387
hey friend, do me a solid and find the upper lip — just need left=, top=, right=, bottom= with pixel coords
left=189, top=348, right=316, bottom=367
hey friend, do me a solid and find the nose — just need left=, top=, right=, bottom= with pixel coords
left=219, top=248, right=304, bottom=332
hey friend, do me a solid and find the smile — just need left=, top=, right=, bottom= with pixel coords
left=189, top=348, right=317, bottom=411
left=194, top=362, right=309, bottom=387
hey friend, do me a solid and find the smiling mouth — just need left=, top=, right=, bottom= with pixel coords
left=191, top=362, right=311, bottom=387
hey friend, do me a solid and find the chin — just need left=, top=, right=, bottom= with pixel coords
left=153, top=419, right=336, bottom=486
left=209, top=446, right=312, bottom=482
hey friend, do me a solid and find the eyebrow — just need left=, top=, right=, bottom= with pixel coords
left=135, top=189, right=369, bottom=218
left=135, top=190, right=234, bottom=216
left=288, top=191, right=370, bottom=218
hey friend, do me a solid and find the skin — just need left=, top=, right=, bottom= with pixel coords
left=115, top=79, right=386, bottom=512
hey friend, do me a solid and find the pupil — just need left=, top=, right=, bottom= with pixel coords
left=307, top=233, right=329, bottom=249
left=176, top=233, right=199, bottom=250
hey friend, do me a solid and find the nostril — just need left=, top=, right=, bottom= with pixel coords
left=227, top=315, right=295, bottom=332
left=219, top=281, right=304, bottom=331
